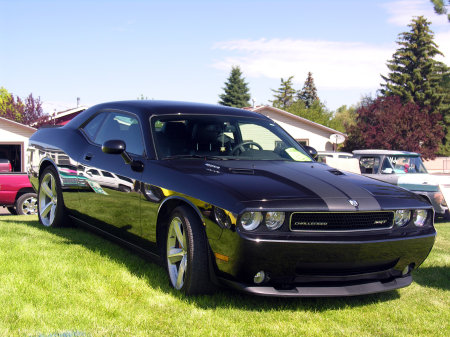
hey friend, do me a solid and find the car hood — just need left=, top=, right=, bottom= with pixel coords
left=396, top=173, right=450, bottom=192
left=157, top=159, right=429, bottom=212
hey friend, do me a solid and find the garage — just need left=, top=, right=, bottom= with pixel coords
left=0, top=117, right=36, bottom=172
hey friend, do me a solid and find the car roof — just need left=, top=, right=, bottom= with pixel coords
left=66, top=100, right=270, bottom=128
left=318, top=151, right=353, bottom=156
left=352, top=149, right=420, bottom=156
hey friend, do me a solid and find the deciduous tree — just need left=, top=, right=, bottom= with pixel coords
left=343, top=96, right=444, bottom=159
left=0, top=92, right=48, bottom=127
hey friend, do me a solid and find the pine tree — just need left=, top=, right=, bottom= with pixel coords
left=218, top=66, right=251, bottom=108
left=298, top=72, right=319, bottom=108
left=270, top=76, right=296, bottom=109
left=430, top=0, right=450, bottom=21
left=380, top=16, right=446, bottom=113
left=438, top=65, right=450, bottom=155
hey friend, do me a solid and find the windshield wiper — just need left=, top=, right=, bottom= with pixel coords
left=162, top=154, right=230, bottom=161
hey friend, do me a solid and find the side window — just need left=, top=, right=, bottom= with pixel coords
left=101, top=171, right=114, bottom=178
left=87, top=169, right=100, bottom=176
left=83, top=112, right=145, bottom=156
left=359, top=157, right=380, bottom=174
left=82, top=113, right=107, bottom=140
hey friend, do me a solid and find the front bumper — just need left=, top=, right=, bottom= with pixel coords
left=210, top=230, right=436, bottom=297
left=219, top=275, right=412, bottom=297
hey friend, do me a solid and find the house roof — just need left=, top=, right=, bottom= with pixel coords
left=0, top=116, right=37, bottom=132
left=246, top=105, right=346, bottom=137
left=54, top=106, right=88, bottom=119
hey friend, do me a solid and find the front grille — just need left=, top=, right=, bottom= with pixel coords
left=290, top=212, right=394, bottom=231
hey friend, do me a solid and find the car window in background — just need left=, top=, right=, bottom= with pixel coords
left=359, top=157, right=380, bottom=174
left=381, top=156, right=428, bottom=174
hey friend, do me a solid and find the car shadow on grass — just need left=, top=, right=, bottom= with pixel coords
left=413, top=266, right=450, bottom=291
left=9, top=216, right=404, bottom=312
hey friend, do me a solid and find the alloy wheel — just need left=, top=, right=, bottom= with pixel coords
left=39, top=173, right=57, bottom=226
left=167, top=216, right=188, bottom=290
left=22, top=196, right=37, bottom=215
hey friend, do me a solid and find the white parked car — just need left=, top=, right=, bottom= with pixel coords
left=353, top=150, right=449, bottom=220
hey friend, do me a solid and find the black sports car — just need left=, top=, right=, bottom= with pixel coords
left=27, top=101, right=436, bottom=297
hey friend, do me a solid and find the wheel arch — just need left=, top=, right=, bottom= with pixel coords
left=156, top=196, right=204, bottom=256
left=15, top=187, right=36, bottom=202
left=38, top=159, right=59, bottom=182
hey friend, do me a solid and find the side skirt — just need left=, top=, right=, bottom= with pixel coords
left=69, top=215, right=163, bottom=266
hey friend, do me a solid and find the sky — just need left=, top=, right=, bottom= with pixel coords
left=1, top=0, right=449, bottom=114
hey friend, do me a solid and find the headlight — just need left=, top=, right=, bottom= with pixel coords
left=240, top=212, right=263, bottom=231
left=265, top=212, right=285, bottom=230
left=413, top=210, right=428, bottom=227
left=394, top=210, right=411, bottom=227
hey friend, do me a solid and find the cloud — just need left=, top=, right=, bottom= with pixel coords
left=383, top=0, right=449, bottom=27
left=435, top=30, right=450, bottom=60
left=212, top=38, right=395, bottom=90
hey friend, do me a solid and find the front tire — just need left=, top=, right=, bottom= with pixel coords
left=38, top=166, right=66, bottom=227
left=165, top=206, right=213, bottom=295
left=7, top=207, right=17, bottom=215
left=16, top=193, right=38, bottom=215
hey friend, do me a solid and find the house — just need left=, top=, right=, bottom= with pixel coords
left=51, top=106, right=88, bottom=125
left=0, top=117, right=36, bottom=172
left=246, top=105, right=346, bottom=151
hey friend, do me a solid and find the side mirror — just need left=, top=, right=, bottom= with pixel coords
left=101, top=139, right=143, bottom=172
left=102, top=139, right=126, bottom=155
left=303, top=145, right=318, bottom=159
left=102, top=139, right=132, bottom=164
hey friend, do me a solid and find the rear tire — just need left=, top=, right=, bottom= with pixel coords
left=164, top=205, right=214, bottom=295
left=15, top=193, right=38, bottom=215
left=38, top=166, right=66, bottom=227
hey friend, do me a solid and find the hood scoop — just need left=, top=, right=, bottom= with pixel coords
left=328, top=169, right=345, bottom=176
left=229, top=168, right=255, bottom=175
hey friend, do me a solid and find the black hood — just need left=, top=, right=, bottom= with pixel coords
left=155, top=159, right=430, bottom=213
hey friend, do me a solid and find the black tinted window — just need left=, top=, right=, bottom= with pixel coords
left=86, top=112, right=144, bottom=156
left=83, top=113, right=106, bottom=140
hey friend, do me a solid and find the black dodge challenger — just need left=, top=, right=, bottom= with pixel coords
left=27, top=101, right=436, bottom=297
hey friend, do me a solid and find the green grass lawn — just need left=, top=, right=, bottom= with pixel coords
left=0, top=215, right=449, bottom=337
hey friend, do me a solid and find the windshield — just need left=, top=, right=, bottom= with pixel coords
left=380, top=155, right=428, bottom=174
left=151, top=115, right=312, bottom=161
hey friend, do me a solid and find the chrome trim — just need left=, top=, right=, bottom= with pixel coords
left=289, top=211, right=395, bottom=233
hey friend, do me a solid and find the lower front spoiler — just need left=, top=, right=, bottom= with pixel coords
left=219, top=275, right=412, bottom=297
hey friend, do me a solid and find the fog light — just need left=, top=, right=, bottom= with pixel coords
left=402, top=266, right=409, bottom=276
left=402, top=263, right=415, bottom=276
left=254, top=271, right=266, bottom=284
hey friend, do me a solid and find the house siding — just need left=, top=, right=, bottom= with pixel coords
left=255, top=107, right=343, bottom=151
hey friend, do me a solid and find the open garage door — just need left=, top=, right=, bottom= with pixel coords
left=0, top=144, right=22, bottom=172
